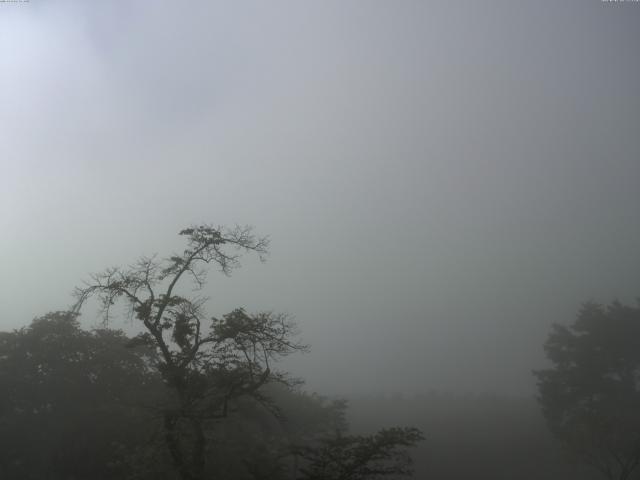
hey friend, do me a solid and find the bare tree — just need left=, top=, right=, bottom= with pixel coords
left=73, top=225, right=307, bottom=480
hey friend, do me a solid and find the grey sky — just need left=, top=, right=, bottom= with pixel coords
left=1, top=0, right=639, bottom=395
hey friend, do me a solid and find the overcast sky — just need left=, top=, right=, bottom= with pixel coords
left=1, top=0, right=639, bottom=396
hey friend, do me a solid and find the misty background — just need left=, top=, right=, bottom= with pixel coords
left=1, top=0, right=638, bottom=397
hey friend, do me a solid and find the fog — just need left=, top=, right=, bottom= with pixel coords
left=1, top=0, right=639, bottom=399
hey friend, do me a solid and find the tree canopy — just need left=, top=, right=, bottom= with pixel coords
left=534, top=300, right=640, bottom=480
left=0, top=311, right=161, bottom=479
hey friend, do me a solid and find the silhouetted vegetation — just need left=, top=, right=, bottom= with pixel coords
left=2, top=226, right=639, bottom=479
left=535, top=300, right=640, bottom=480
left=0, top=311, right=160, bottom=479
left=0, top=225, right=421, bottom=479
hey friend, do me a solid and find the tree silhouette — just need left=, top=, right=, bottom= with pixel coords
left=71, top=224, right=423, bottom=480
left=534, top=300, right=640, bottom=480
left=295, top=427, right=424, bottom=480
left=73, top=225, right=307, bottom=480
left=0, top=311, right=161, bottom=479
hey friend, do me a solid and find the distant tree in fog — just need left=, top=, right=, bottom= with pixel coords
left=535, top=300, right=640, bottom=480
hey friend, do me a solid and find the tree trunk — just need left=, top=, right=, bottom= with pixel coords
left=190, top=417, right=206, bottom=479
left=164, top=411, right=206, bottom=480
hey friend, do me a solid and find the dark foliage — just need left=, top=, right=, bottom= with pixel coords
left=534, top=300, right=640, bottom=480
left=0, top=311, right=422, bottom=480
left=295, top=427, right=423, bottom=480
left=0, top=311, right=161, bottom=479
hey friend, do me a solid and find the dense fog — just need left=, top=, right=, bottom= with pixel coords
left=1, top=2, right=639, bottom=479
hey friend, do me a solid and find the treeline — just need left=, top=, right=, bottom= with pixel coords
left=2, top=223, right=637, bottom=480
left=0, top=312, right=419, bottom=480
left=0, top=225, right=423, bottom=480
